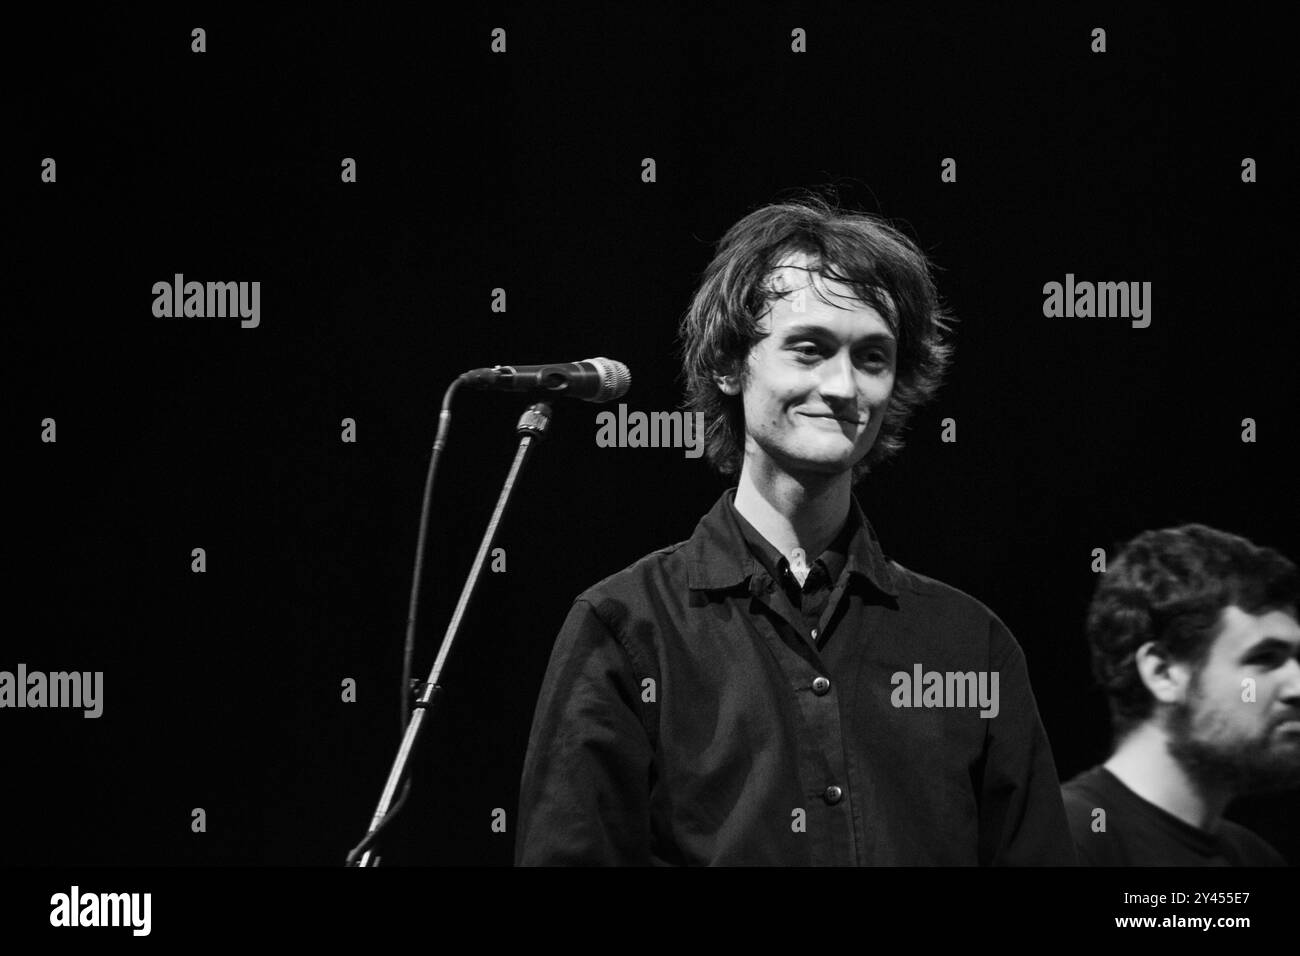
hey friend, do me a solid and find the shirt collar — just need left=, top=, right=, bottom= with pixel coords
left=731, top=496, right=849, bottom=590
left=683, top=486, right=899, bottom=598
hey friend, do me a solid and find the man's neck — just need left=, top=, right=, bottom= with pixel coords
left=1103, top=723, right=1233, bottom=830
left=732, top=460, right=853, bottom=561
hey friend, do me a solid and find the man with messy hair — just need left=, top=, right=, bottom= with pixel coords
left=516, top=193, right=1076, bottom=865
left=1062, top=524, right=1299, bottom=865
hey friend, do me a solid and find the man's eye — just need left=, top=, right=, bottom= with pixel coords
left=1247, top=653, right=1287, bottom=667
left=792, top=345, right=820, bottom=357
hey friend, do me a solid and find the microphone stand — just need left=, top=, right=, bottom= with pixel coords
left=347, top=399, right=554, bottom=866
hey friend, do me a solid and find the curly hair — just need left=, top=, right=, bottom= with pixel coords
left=1087, top=523, right=1300, bottom=740
left=675, top=190, right=956, bottom=484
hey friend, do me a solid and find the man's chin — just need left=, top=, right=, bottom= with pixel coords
left=1169, top=735, right=1300, bottom=795
left=766, top=448, right=854, bottom=476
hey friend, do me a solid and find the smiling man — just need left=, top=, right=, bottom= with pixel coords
left=1063, top=524, right=1300, bottom=865
left=514, top=195, right=1076, bottom=865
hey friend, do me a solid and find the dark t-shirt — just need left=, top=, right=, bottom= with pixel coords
left=1061, top=765, right=1287, bottom=866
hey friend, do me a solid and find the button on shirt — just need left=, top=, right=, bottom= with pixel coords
left=515, top=487, right=1076, bottom=866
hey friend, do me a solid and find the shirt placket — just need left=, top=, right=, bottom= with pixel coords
left=746, top=577, right=857, bottom=865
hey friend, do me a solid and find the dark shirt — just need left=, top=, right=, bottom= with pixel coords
left=515, top=486, right=1076, bottom=865
left=730, top=497, right=850, bottom=650
left=1061, top=765, right=1288, bottom=866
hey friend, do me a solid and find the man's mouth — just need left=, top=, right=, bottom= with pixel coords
left=1271, top=718, right=1300, bottom=739
left=801, top=412, right=861, bottom=426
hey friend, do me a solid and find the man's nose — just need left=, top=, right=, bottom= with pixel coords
left=817, top=350, right=859, bottom=405
left=1277, top=656, right=1300, bottom=706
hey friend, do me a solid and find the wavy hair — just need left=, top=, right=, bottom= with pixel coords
left=676, top=191, right=955, bottom=484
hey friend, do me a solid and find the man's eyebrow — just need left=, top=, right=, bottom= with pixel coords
left=781, top=324, right=897, bottom=342
left=1238, top=636, right=1300, bottom=658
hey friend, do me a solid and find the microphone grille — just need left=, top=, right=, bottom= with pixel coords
left=585, top=357, right=631, bottom=403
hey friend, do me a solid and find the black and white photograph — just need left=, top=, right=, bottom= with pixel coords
left=11, top=3, right=1296, bottom=941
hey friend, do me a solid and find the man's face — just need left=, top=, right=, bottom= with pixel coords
left=1167, top=605, right=1300, bottom=794
left=726, top=254, right=897, bottom=480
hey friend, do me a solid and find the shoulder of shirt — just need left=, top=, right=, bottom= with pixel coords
left=1058, top=766, right=1127, bottom=864
left=1060, top=766, right=1109, bottom=815
left=569, top=539, right=693, bottom=603
left=885, top=559, right=1015, bottom=633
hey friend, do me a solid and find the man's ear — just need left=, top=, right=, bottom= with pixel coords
left=715, top=373, right=742, bottom=397
left=1134, top=641, right=1192, bottom=704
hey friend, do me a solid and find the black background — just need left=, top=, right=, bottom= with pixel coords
left=13, top=5, right=1296, bottom=866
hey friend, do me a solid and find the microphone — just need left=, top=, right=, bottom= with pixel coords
left=459, top=357, right=631, bottom=403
